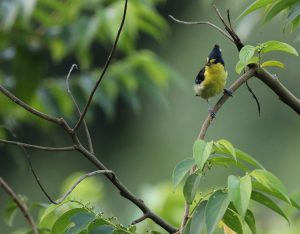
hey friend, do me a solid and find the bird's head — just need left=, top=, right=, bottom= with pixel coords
left=206, top=44, right=224, bottom=66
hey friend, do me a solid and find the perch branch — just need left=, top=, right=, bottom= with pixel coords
left=256, top=68, right=300, bottom=114
left=0, top=177, right=38, bottom=234
left=198, top=69, right=256, bottom=139
left=73, top=0, right=128, bottom=131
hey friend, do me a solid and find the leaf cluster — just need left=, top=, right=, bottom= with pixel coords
left=172, top=139, right=300, bottom=234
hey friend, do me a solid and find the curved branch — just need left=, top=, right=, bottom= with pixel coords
left=256, top=68, right=300, bottom=114
left=73, top=0, right=128, bottom=131
left=0, top=177, right=38, bottom=234
left=198, top=69, right=256, bottom=139
left=168, top=15, right=234, bottom=43
left=0, top=139, right=75, bottom=151
left=54, top=170, right=114, bottom=204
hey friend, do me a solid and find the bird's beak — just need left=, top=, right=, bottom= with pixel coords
left=206, top=62, right=211, bottom=66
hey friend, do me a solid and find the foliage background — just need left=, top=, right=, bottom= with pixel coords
left=0, top=0, right=300, bottom=233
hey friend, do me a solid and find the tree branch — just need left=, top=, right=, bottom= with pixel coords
left=198, top=69, right=256, bottom=139
left=66, top=64, right=94, bottom=154
left=256, top=68, right=300, bottom=114
left=73, top=0, right=128, bottom=132
left=54, top=170, right=114, bottom=204
left=0, top=139, right=75, bottom=151
left=168, top=15, right=234, bottom=43
left=0, top=85, right=73, bottom=133
left=0, top=177, right=38, bottom=234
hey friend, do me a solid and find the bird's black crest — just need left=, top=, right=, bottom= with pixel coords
left=208, top=44, right=224, bottom=65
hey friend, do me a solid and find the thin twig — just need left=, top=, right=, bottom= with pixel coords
left=227, top=9, right=233, bottom=31
left=54, top=170, right=114, bottom=204
left=131, top=213, right=150, bottom=225
left=212, top=5, right=244, bottom=51
left=0, top=139, right=75, bottom=151
left=0, top=177, right=38, bottom=234
left=179, top=203, right=190, bottom=233
left=66, top=64, right=94, bottom=154
left=73, top=0, right=128, bottom=131
left=246, top=80, right=261, bottom=116
left=168, top=15, right=234, bottom=43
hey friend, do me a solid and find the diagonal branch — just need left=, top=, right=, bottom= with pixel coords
left=0, top=85, right=72, bottom=133
left=73, top=0, right=128, bottom=132
left=198, top=69, right=256, bottom=139
left=256, top=68, right=300, bottom=114
left=0, top=177, right=38, bottom=234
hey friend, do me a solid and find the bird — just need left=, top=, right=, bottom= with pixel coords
left=193, top=44, right=230, bottom=117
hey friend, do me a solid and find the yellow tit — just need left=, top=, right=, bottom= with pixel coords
left=194, top=44, right=230, bottom=116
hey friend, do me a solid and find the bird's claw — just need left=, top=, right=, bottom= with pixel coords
left=208, top=108, right=216, bottom=118
left=223, top=88, right=233, bottom=96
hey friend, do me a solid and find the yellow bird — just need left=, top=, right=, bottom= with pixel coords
left=193, top=44, right=230, bottom=116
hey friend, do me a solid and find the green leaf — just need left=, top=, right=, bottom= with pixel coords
left=236, top=56, right=259, bottom=74
left=264, top=0, right=299, bottom=22
left=261, top=60, right=285, bottom=68
left=239, top=45, right=257, bottom=65
left=209, top=156, right=249, bottom=172
left=236, top=60, right=246, bottom=74
left=190, top=200, right=207, bottom=234
left=215, top=139, right=237, bottom=162
left=235, top=149, right=265, bottom=169
left=172, top=158, right=195, bottom=188
left=260, top=40, right=299, bottom=56
left=205, top=190, right=230, bottom=234
left=239, top=0, right=276, bottom=18
left=4, top=198, right=18, bottom=226
left=287, top=3, right=300, bottom=27
left=222, top=207, right=243, bottom=234
left=195, top=140, right=213, bottom=171
left=52, top=208, right=95, bottom=234
left=193, top=139, right=206, bottom=162
left=87, top=218, right=113, bottom=234
left=183, top=173, right=201, bottom=204
left=228, top=175, right=252, bottom=218
left=245, top=210, right=257, bottom=234
left=250, top=169, right=291, bottom=204
left=251, top=190, right=289, bottom=223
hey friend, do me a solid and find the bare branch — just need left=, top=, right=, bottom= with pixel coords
left=131, top=212, right=150, bottom=225
left=54, top=170, right=114, bottom=204
left=65, top=64, right=94, bottom=154
left=0, top=85, right=72, bottom=133
left=73, top=0, right=128, bottom=131
left=256, top=68, right=300, bottom=114
left=0, top=177, right=38, bottom=234
left=0, top=139, right=75, bottom=151
left=168, top=15, right=234, bottom=43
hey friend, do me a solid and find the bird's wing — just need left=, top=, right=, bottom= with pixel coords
left=195, top=67, right=205, bottom=84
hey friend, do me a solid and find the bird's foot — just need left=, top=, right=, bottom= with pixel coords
left=223, top=88, right=233, bottom=96
left=208, top=108, right=216, bottom=118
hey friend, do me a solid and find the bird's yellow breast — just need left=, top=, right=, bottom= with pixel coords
left=200, top=63, right=227, bottom=99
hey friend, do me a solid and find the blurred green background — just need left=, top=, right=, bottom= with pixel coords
left=0, top=0, right=300, bottom=233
